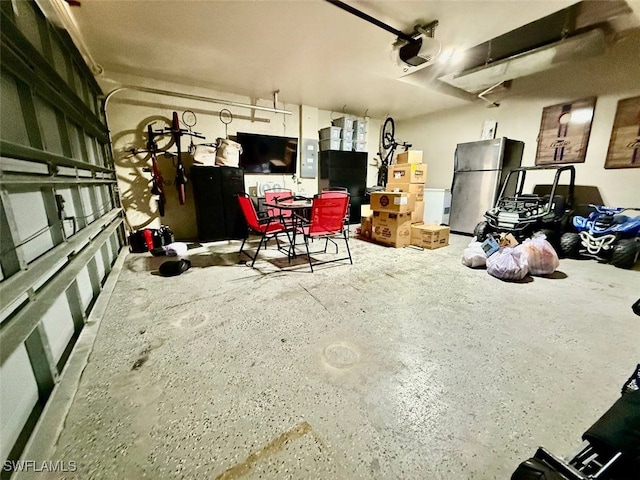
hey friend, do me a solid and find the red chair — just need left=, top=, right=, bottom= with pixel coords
left=264, top=188, right=294, bottom=226
left=320, top=188, right=351, bottom=235
left=237, top=193, right=291, bottom=267
left=296, top=194, right=352, bottom=272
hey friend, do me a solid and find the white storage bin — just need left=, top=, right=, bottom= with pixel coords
left=319, top=126, right=341, bottom=140
left=320, top=138, right=341, bottom=151
left=341, top=129, right=354, bottom=142
left=353, top=119, right=367, bottom=134
left=354, top=131, right=366, bottom=143
left=353, top=142, right=367, bottom=152
left=341, top=140, right=353, bottom=151
left=332, top=116, right=354, bottom=130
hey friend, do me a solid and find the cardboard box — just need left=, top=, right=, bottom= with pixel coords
left=499, top=233, right=519, bottom=247
left=410, top=224, right=450, bottom=249
left=397, top=150, right=423, bottom=164
left=411, top=200, right=425, bottom=224
left=372, top=211, right=412, bottom=248
left=388, top=182, right=424, bottom=203
left=387, top=163, right=427, bottom=185
left=359, top=214, right=373, bottom=239
left=370, top=192, right=415, bottom=214
left=361, top=204, right=372, bottom=218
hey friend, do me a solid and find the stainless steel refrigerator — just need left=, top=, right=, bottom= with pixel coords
left=449, top=138, right=524, bottom=235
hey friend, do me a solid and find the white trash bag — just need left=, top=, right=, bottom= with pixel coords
left=193, top=144, right=217, bottom=166
left=522, top=235, right=559, bottom=276
left=462, top=240, right=487, bottom=268
left=486, top=246, right=529, bottom=281
left=215, top=138, right=242, bottom=167
left=163, top=242, right=188, bottom=256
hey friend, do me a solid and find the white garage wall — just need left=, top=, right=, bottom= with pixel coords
left=102, top=72, right=303, bottom=239
left=0, top=345, right=39, bottom=464
left=397, top=30, right=640, bottom=207
left=102, top=72, right=384, bottom=238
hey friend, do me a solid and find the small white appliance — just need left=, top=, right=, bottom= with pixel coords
left=423, top=188, right=451, bottom=225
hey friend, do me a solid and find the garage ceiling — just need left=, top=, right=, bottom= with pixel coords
left=46, top=0, right=640, bottom=119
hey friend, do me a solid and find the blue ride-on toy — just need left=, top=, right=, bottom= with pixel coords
left=559, top=205, right=640, bottom=269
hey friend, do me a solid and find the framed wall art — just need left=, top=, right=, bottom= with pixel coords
left=480, top=120, right=497, bottom=140
left=604, top=96, right=640, bottom=169
left=535, top=97, right=596, bottom=165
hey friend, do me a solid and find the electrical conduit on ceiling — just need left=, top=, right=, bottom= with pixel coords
left=102, top=86, right=292, bottom=117
left=102, top=86, right=292, bottom=159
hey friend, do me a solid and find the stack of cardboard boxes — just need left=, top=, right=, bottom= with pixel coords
left=361, top=150, right=450, bottom=250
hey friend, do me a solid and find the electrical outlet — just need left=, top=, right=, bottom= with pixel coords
left=248, top=186, right=258, bottom=197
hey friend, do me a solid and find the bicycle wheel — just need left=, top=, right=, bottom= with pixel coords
left=381, top=117, right=395, bottom=150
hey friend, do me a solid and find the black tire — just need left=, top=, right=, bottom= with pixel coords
left=559, top=232, right=581, bottom=258
left=473, top=221, right=492, bottom=241
left=381, top=117, right=395, bottom=150
left=535, top=228, right=557, bottom=246
left=610, top=239, right=639, bottom=269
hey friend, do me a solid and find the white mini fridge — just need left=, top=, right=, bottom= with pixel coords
left=423, top=188, right=451, bottom=225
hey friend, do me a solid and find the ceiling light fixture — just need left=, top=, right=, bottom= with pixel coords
left=326, top=0, right=441, bottom=67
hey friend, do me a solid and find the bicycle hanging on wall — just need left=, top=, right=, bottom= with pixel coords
left=131, top=111, right=205, bottom=214
left=377, top=116, right=412, bottom=188
left=163, top=111, right=205, bottom=205
left=145, top=124, right=166, bottom=216
left=128, top=123, right=170, bottom=217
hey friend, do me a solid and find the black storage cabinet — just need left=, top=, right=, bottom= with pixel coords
left=191, top=166, right=247, bottom=241
left=319, top=150, right=367, bottom=224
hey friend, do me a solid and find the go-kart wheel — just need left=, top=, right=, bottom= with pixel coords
left=559, top=232, right=581, bottom=258
left=535, top=228, right=556, bottom=245
left=473, top=221, right=492, bottom=241
left=610, top=239, right=639, bottom=269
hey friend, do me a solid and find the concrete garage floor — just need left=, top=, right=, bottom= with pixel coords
left=33, top=233, right=639, bottom=479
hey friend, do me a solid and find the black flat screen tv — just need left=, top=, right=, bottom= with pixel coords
left=237, top=132, right=298, bottom=174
